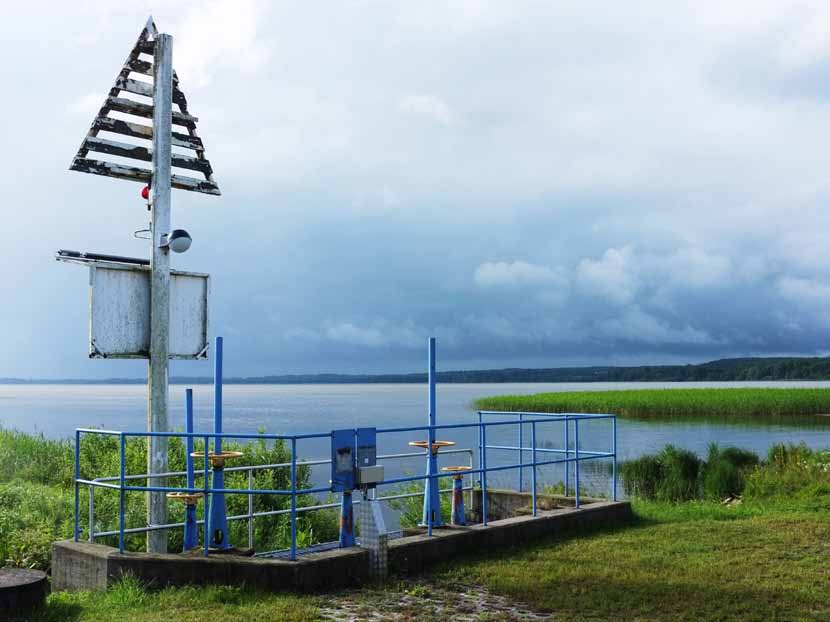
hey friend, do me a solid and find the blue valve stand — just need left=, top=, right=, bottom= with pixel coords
left=339, top=491, right=355, bottom=547
left=208, top=337, right=231, bottom=550
left=183, top=389, right=198, bottom=550
left=421, top=448, right=443, bottom=527
left=421, top=338, right=443, bottom=528
left=451, top=475, right=466, bottom=526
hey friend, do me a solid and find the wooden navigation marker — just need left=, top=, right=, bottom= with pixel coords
left=69, top=17, right=220, bottom=195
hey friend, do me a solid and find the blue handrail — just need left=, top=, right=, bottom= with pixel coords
left=73, top=411, right=617, bottom=557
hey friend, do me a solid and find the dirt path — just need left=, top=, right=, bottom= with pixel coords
left=319, top=581, right=553, bottom=621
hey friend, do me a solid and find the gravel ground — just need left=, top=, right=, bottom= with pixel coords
left=319, top=581, right=553, bottom=621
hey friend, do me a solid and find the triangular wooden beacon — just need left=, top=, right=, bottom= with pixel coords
left=69, top=17, right=220, bottom=195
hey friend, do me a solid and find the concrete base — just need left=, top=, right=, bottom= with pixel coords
left=390, top=500, right=630, bottom=576
left=53, top=497, right=631, bottom=593
left=53, top=541, right=369, bottom=593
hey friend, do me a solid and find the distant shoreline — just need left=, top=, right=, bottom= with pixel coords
left=5, top=356, right=830, bottom=384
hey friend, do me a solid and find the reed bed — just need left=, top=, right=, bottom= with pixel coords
left=474, top=387, right=830, bottom=419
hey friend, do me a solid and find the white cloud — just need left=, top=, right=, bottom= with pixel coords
left=777, top=276, right=830, bottom=306
left=576, top=247, right=638, bottom=305
left=287, top=320, right=423, bottom=349
left=398, top=94, right=454, bottom=125
left=171, top=0, right=274, bottom=89
left=66, top=92, right=102, bottom=118
left=474, top=261, right=567, bottom=288
left=597, top=308, right=713, bottom=345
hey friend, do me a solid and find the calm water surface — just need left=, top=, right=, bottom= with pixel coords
left=5, top=381, right=830, bottom=512
left=3, top=381, right=830, bottom=461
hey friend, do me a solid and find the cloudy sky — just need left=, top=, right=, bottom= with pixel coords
left=3, top=1, right=830, bottom=378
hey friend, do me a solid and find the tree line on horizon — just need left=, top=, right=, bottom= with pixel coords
left=8, top=356, right=830, bottom=384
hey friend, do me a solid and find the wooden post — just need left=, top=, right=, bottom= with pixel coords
left=147, top=32, right=173, bottom=554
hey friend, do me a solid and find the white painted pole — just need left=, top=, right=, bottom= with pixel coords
left=147, top=32, right=173, bottom=554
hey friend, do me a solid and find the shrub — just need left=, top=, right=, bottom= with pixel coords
left=620, top=454, right=663, bottom=500
left=656, top=445, right=701, bottom=502
left=700, top=444, right=759, bottom=500
left=620, top=446, right=701, bottom=502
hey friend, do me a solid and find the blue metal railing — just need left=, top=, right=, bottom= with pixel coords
left=73, top=412, right=616, bottom=560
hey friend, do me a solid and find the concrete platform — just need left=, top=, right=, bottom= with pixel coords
left=0, top=568, right=49, bottom=613
left=53, top=498, right=631, bottom=592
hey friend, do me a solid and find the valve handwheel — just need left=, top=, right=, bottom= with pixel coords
left=409, top=440, right=456, bottom=456
left=190, top=450, right=243, bottom=469
left=166, top=491, right=203, bottom=505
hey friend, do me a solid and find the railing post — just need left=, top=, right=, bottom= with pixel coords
left=88, top=486, right=95, bottom=542
left=612, top=416, right=617, bottom=502
left=531, top=422, right=537, bottom=517
left=481, top=424, right=488, bottom=526
left=119, top=433, right=126, bottom=554
left=574, top=419, right=580, bottom=509
left=74, top=430, right=80, bottom=542
left=564, top=419, right=570, bottom=496
left=518, top=413, right=524, bottom=492
left=183, top=389, right=198, bottom=552
left=290, top=438, right=297, bottom=561
left=248, top=468, right=255, bottom=549
left=467, top=449, right=474, bottom=509
left=203, top=436, right=210, bottom=557
left=477, top=410, right=483, bottom=493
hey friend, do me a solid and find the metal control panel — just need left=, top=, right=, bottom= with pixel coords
left=331, top=427, right=384, bottom=491
left=331, top=429, right=356, bottom=492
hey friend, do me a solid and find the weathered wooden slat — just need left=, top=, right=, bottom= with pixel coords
left=84, top=136, right=213, bottom=175
left=137, top=39, right=155, bottom=55
left=70, top=157, right=151, bottom=183
left=107, top=96, right=198, bottom=126
left=114, top=76, right=188, bottom=108
left=84, top=136, right=151, bottom=161
left=70, top=158, right=220, bottom=195
left=91, top=117, right=204, bottom=151
left=114, top=76, right=153, bottom=98
left=126, top=57, right=153, bottom=76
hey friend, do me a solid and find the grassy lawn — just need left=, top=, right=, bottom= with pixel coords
left=25, top=502, right=830, bottom=621
left=474, top=387, right=830, bottom=420
left=444, top=502, right=830, bottom=622
left=26, top=581, right=319, bottom=622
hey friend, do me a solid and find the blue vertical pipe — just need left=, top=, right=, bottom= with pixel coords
left=119, top=434, right=126, bottom=554
left=208, top=336, right=230, bottom=549
left=74, top=430, right=80, bottom=542
left=422, top=337, right=442, bottom=529
left=564, top=419, right=570, bottom=496
left=612, top=416, right=618, bottom=502
left=182, top=389, right=198, bottom=551
left=450, top=475, right=466, bottom=525
left=202, top=437, right=210, bottom=557
left=518, top=414, right=524, bottom=492
left=574, top=419, right=580, bottom=509
left=339, top=490, right=355, bottom=547
left=531, top=422, right=537, bottom=517
left=290, top=438, right=297, bottom=560
left=481, top=424, right=488, bottom=526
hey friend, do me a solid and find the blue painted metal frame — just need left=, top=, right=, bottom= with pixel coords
left=422, top=337, right=441, bottom=532
left=73, top=411, right=617, bottom=560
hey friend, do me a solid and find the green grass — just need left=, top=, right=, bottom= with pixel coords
left=7, top=422, right=830, bottom=621
left=474, top=387, right=830, bottom=420
left=23, top=577, right=319, bottom=622
left=442, top=503, right=830, bottom=622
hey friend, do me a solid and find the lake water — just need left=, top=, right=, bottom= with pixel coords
left=3, top=380, right=830, bottom=473
left=5, top=381, right=830, bottom=526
